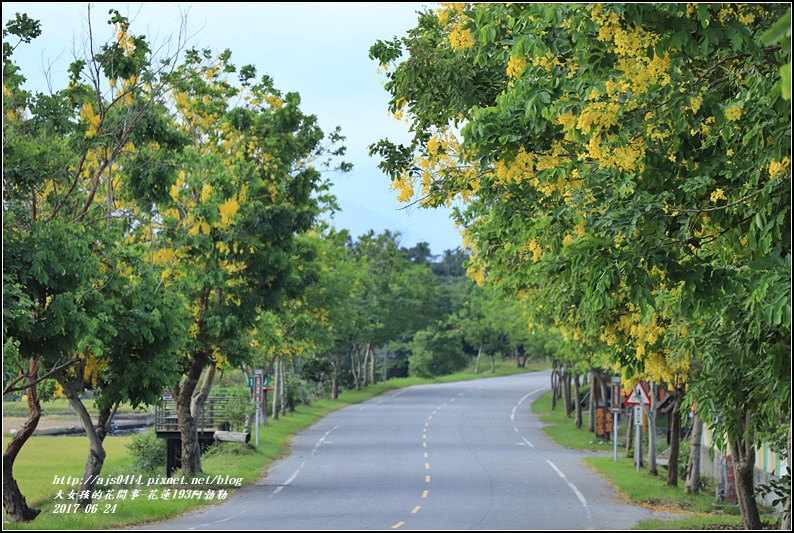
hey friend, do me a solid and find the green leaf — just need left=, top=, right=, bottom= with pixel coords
left=780, top=63, right=791, bottom=101
left=761, top=12, right=791, bottom=47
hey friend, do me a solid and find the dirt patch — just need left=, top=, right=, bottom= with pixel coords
left=3, top=415, right=154, bottom=435
left=3, top=416, right=81, bottom=434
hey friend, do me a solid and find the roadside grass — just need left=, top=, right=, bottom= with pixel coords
left=3, top=360, right=543, bottom=529
left=531, top=391, right=780, bottom=530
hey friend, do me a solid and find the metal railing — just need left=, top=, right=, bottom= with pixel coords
left=154, top=396, right=232, bottom=433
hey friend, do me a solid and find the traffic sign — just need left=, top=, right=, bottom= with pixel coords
left=624, top=381, right=651, bottom=406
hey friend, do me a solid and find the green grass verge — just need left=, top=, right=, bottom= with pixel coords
left=531, top=390, right=780, bottom=530
left=3, top=361, right=543, bottom=529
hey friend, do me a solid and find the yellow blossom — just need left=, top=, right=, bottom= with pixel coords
left=768, top=157, right=791, bottom=179
left=217, top=198, right=240, bottom=228
left=507, top=55, right=528, bottom=79
left=724, top=106, right=742, bottom=121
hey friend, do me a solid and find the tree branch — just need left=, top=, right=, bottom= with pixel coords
left=3, top=357, right=80, bottom=395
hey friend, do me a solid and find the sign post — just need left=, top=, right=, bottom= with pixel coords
left=610, top=377, right=621, bottom=462
left=253, top=369, right=264, bottom=446
left=624, top=381, right=651, bottom=471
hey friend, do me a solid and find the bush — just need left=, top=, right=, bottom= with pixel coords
left=126, top=429, right=166, bottom=475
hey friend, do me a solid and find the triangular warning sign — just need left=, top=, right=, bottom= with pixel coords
left=624, top=382, right=651, bottom=406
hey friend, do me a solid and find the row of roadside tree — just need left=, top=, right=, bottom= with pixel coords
left=367, top=3, right=790, bottom=530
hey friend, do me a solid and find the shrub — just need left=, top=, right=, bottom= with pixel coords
left=126, top=429, right=166, bottom=475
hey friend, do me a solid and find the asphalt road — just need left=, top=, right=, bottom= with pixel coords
left=133, top=370, right=661, bottom=530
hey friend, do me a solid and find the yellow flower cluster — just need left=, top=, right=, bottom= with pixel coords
left=718, top=4, right=758, bottom=26
left=710, top=188, right=727, bottom=202
left=82, top=353, right=107, bottom=386
left=449, top=24, right=474, bottom=51
left=616, top=54, right=671, bottom=96
left=768, top=157, right=791, bottom=179
left=532, top=51, right=563, bottom=73
left=604, top=306, right=667, bottom=360
left=392, top=98, right=407, bottom=122
left=216, top=198, right=240, bottom=229
left=724, top=105, right=742, bottom=121
left=80, top=102, right=101, bottom=137
left=575, top=101, right=620, bottom=135
left=114, top=23, right=136, bottom=55
left=507, top=55, right=528, bottom=79
left=391, top=173, right=416, bottom=203
left=527, top=239, right=542, bottom=262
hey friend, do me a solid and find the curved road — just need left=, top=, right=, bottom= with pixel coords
left=135, top=371, right=659, bottom=530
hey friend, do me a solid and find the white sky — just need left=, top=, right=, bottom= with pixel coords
left=3, top=2, right=465, bottom=256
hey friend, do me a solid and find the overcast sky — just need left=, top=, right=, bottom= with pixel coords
left=3, top=2, right=465, bottom=256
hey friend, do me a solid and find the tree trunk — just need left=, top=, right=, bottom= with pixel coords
left=362, top=344, right=370, bottom=387
left=292, top=359, right=310, bottom=406
left=368, top=343, right=376, bottom=386
left=381, top=343, right=389, bottom=383
left=646, top=382, right=658, bottom=476
left=286, top=363, right=296, bottom=414
left=190, top=364, right=216, bottom=425
left=261, top=386, right=269, bottom=427
left=2, top=358, right=43, bottom=522
left=598, top=375, right=608, bottom=413
left=350, top=343, right=361, bottom=390
left=667, top=389, right=684, bottom=486
left=279, top=359, right=288, bottom=415
left=782, top=426, right=791, bottom=530
left=573, top=374, right=582, bottom=429
left=271, top=358, right=280, bottom=421
left=587, top=368, right=596, bottom=433
left=172, top=352, right=207, bottom=476
left=685, top=415, right=704, bottom=493
left=332, top=348, right=341, bottom=399
left=562, top=366, right=572, bottom=418
left=550, top=361, right=559, bottom=410
left=73, top=401, right=110, bottom=507
left=514, top=344, right=527, bottom=368
left=475, top=341, right=483, bottom=374
left=731, top=416, right=762, bottom=530
left=626, top=407, right=634, bottom=457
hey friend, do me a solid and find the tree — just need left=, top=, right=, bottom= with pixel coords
left=371, top=4, right=790, bottom=528
left=350, top=230, right=440, bottom=385
left=3, top=8, right=190, bottom=517
left=147, top=45, right=347, bottom=475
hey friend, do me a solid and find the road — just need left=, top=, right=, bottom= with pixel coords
left=134, top=371, right=661, bottom=530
